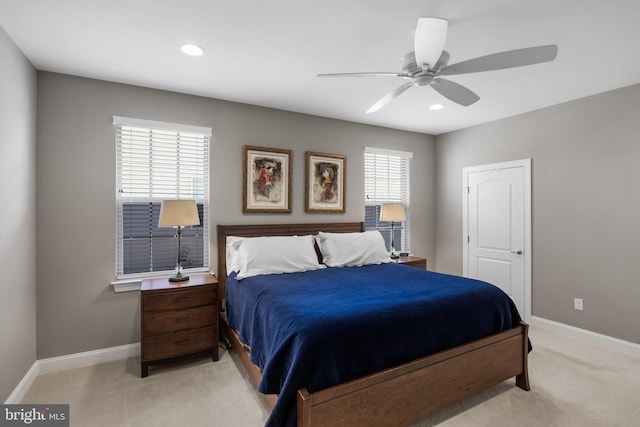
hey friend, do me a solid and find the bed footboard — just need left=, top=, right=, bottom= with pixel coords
left=297, top=322, right=530, bottom=427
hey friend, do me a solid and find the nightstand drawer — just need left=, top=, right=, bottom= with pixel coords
left=143, top=305, right=216, bottom=335
left=401, top=259, right=427, bottom=269
left=142, top=326, right=215, bottom=361
left=393, top=256, right=427, bottom=270
left=143, top=288, right=215, bottom=311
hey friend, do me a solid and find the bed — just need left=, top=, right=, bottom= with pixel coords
left=216, top=222, right=530, bottom=427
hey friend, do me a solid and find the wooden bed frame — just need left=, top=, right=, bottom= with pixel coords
left=216, top=222, right=530, bottom=427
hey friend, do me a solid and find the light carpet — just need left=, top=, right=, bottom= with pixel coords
left=22, top=325, right=640, bottom=426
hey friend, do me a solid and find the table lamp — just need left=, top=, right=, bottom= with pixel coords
left=159, top=199, right=200, bottom=282
left=380, top=203, right=406, bottom=258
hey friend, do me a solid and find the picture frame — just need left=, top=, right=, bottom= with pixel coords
left=242, top=145, right=292, bottom=213
left=305, top=151, right=346, bottom=213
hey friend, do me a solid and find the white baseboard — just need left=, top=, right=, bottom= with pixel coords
left=5, top=343, right=140, bottom=404
left=38, top=342, right=140, bottom=375
left=531, top=316, right=640, bottom=358
left=4, top=361, right=39, bottom=404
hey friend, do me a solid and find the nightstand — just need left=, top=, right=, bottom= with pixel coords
left=140, top=273, right=218, bottom=377
left=392, top=255, right=427, bottom=270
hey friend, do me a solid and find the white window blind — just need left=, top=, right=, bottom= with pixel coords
left=114, top=116, right=211, bottom=279
left=364, top=147, right=412, bottom=252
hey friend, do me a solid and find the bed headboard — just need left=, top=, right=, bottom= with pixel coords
left=216, top=222, right=365, bottom=312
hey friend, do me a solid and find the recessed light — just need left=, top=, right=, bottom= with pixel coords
left=429, top=104, right=444, bottom=110
left=180, top=44, right=204, bottom=57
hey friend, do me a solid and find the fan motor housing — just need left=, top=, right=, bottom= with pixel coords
left=414, top=75, right=435, bottom=86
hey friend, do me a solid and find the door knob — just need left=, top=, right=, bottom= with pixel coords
left=511, top=250, right=523, bottom=255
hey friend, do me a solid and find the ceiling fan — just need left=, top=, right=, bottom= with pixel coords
left=317, top=17, right=558, bottom=113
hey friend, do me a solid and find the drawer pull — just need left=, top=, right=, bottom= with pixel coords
left=175, top=297, right=190, bottom=303
left=175, top=339, right=191, bottom=345
left=175, top=317, right=189, bottom=323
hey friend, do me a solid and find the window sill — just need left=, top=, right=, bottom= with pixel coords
left=111, top=279, right=142, bottom=293
left=111, top=269, right=213, bottom=293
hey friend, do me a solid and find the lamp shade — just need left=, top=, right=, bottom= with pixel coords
left=159, top=199, right=200, bottom=227
left=380, top=203, right=406, bottom=222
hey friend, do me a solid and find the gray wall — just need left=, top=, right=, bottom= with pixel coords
left=435, top=83, right=640, bottom=345
left=0, top=27, right=37, bottom=401
left=36, top=72, right=436, bottom=358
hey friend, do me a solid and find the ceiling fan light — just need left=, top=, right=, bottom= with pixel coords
left=414, top=17, right=448, bottom=70
left=430, top=104, right=444, bottom=110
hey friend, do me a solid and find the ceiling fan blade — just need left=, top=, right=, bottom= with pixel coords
left=431, top=78, right=480, bottom=106
left=439, top=45, right=558, bottom=76
left=317, top=72, right=403, bottom=78
left=366, top=82, right=414, bottom=114
left=414, top=17, right=448, bottom=70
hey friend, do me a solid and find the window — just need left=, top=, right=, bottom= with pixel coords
left=114, top=116, right=211, bottom=279
left=364, top=147, right=412, bottom=252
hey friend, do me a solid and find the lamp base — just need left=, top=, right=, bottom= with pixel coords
left=168, top=275, right=189, bottom=282
left=390, top=253, right=400, bottom=259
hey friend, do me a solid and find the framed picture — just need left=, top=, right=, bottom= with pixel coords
left=305, top=151, right=346, bottom=213
left=243, top=145, right=292, bottom=213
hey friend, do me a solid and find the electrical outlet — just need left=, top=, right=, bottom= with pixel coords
left=574, top=298, right=584, bottom=311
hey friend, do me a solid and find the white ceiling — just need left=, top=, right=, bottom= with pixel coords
left=1, top=0, right=640, bottom=135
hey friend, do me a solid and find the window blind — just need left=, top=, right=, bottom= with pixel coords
left=364, top=147, right=412, bottom=252
left=114, top=116, right=211, bottom=279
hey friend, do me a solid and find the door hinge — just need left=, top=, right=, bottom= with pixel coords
left=467, top=235, right=470, bottom=243
left=466, top=186, right=470, bottom=194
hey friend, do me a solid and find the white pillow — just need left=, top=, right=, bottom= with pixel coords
left=233, top=235, right=325, bottom=279
left=225, top=236, right=246, bottom=273
left=316, top=231, right=391, bottom=267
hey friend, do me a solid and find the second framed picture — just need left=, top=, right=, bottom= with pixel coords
left=305, top=151, right=346, bottom=213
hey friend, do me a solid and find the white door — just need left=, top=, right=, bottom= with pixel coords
left=463, top=159, right=531, bottom=322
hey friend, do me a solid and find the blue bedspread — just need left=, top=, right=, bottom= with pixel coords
left=226, top=263, right=523, bottom=427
